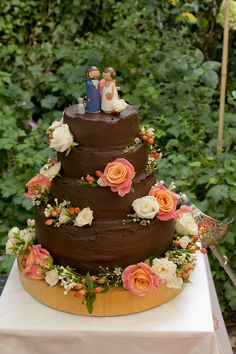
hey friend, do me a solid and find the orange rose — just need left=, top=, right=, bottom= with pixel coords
left=122, top=262, right=159, bottom=296
left=24, top=174, right=51, bottom=199
left=149, top=183, right=179, bottom=221
left=98, top=158, right=135, bottom=197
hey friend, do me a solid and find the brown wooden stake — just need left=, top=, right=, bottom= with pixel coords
left=217, top=0, right=230, bottom=155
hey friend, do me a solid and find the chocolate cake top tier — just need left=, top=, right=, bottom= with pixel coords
left=63, top=104, right=139, bottom=148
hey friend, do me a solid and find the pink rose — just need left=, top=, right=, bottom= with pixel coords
left=122, top=262, right=159, bottom=296
left=149, top=183, right=179, bottom=221
left=98, top=158, right=135, bottom=197
left=24, top=174, right=51, bottom=199
left=24, top=245, right=52, bottom=280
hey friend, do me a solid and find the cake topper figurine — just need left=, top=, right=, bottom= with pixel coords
left=100, top=67, right=127, bottom=114
left=86, top=66, right=101, bottom=113
left=77, top=97, right=85, bottom=115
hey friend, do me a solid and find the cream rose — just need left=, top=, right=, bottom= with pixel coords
left=132, top=196, right=159, bottom=219
left=48, top=120, right=63, bottom=131
left=50, top=123, right=74, bottom=153
left=45, top=269, right=59, bottom=287
left=179, top=236, right=192, bottom=249
left=151, top=258, right=177, bottom=282
left=112, top=99, right=127, bottom=113
left=175, top=213, right=198, bottom=235
left=40, top=161, right=61, bottom=180
left=74, top=207, right=94, bottom=227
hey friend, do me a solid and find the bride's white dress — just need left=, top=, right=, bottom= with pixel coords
left=101, top=81, right=119, bottom=113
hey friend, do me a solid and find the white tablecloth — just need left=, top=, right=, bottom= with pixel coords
left=0, top=254, right=231, bottom=354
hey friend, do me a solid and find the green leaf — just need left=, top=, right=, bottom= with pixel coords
left=85, top=272, right=93, bottom=289
left=206, top=185, right=229, bottom=202
left=85, top=291, right=96, bottom=314
left=201, top=70, right=219, bottom=88
left=41, top=95, right=59, bottom=109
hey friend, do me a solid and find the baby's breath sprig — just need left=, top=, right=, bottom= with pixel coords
left=123, top=138, right=141, bottom=153
left=123, top=213, right=151, bottom=226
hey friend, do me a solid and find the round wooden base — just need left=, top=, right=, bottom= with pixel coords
left=19, top=264, right=182, bottom=316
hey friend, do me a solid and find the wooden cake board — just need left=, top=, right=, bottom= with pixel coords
left=18, top=263, right=182, bottom=316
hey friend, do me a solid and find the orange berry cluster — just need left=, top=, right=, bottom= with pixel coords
left=149, top=152, right=161, bottom=159
left=82, top=170, right=103, bottom=184
left=44, top=206, right=81, bottom=226
left=74, top=276, right=106, bottom=298
left=140, top=129, right=154, bottom=145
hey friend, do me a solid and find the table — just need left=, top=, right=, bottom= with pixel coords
left=0, top=254, right=232, bottom=354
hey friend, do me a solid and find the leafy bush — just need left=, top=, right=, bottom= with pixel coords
left=0, top=0, right=235, bottom=319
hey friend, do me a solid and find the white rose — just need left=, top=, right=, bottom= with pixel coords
left=5, top=239, right=15, bottom=255
left=166, top=275, right=183, bottom=289
left=48, top=120, right=63, bottom=131
left=112, top=99, right=128, bottom=113
left=27, top=219, right=35, bottom=228
left=74, top=207, right=94, bottom=227
left=175, top=213, right=198, bottom=235
left=152, top=258, right=177, bottom=282
left=40, top=161, right=61, bottom=180
left=50, top=124, right=73, bottom=153
left=179, top=236, right=192, bottom=249
left=19, top=229, right=36, bottom=243
left=8, top=227, right=20, bottom=240
left=132, top=196, right=159, bottom=219
left=45, top=269, right=59, bottom=287
left=58, top=211, right=71, bottom=224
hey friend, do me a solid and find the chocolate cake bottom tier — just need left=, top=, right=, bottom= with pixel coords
left=35, top=207, right=175, bottom=274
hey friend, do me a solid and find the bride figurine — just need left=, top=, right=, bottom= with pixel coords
left=101, top=67, right=127, bottom=113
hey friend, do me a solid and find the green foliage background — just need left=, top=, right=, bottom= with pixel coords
left=0, top=0, right=235, bottom=320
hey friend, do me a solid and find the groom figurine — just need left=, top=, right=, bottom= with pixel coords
left=86, top=66, right=101, bottom=113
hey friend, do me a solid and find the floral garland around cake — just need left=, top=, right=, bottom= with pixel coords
left=6, top=205, right=208, bottom=314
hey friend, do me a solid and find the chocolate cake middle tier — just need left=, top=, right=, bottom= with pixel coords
left=58, top=142, right=148, bottom=178
left=51, top=171, right=156, bottom=220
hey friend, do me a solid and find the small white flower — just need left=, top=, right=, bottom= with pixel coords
left=27, top=219, right=35, bottom=228
left=40, top=161, right=61, bottom=180
left=5, top=239, right=15, bottom=255
left=49, top=123, right=74, bottom=153
left=8, top=227, right=20, bottom=240
left=58, top=211, right=71, bottom=224
left=166, top=275, right=183, bottom=289
left=45, top=269, right=59, bottom=287
left=19, top=229, right=35, bottom=244
left=179, top=236, right=192, bottom=249
left=74, top=207, right=94, bottom=227
left=132, top=196, right=159, bottom=219
left=152, top=258, right=177, bottom=282
left=112, top=99, right=127, bottom=112
left=175, top=213, right=198, bottom=235
left=97, top=177, right=107, bottom=187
